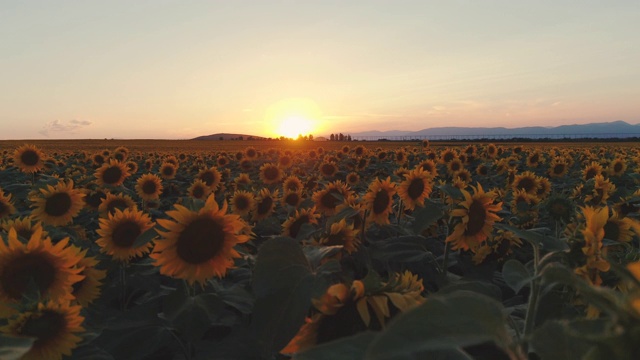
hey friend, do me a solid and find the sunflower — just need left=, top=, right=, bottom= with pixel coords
left=453, top=169, right=472, bottom=184
left=283, top=175, right=304, bottom=192
left=446, top=184, right=502, bottom=252
left=346, top=172, right=360, bottom=186
left=418, top=159, right=438, bottom=178
left=125, top=161, right=139, bottom=174
left=1, top=216, right=47, bottom=241
left=575, top=206, right=610, bottom=286
left=30, top=180, right=85, bottom=226
left=354, top=146, right=366, bottom=157
left=544, top=195, right=574, bottom=224
left=243, top=147, right=258, bottom=159
left=252, top=188, right=279, bottom=221
left=512, top=171, right=540, bottom=195
left=318, top=219, right=360, bottom=253
left=397, top=168, right=432, bottom=210
left=608, top=157, right=627, bottom=177
left=444, top=158, right=462, bottom=175
left=319, top=161, right=338, bottom=178
left=582, top=161, right=603, bottom=181
left=91, top=152, right=106, bottom=167
left=98, top=192, right=137, bottom=216
left=231, top=190, right=255, bottom=216
left=234, top=173, right=252, bottom=187
left=510, top=189, right=540, bottom=215
left=1, top=301, right=84, bottom=360
left=135, top=173, right=163, bottom=201
left=585, top=175, right=616, bottom=205
left=282, top=190, right=304, bottom=208
left=187, top=179, right=212, bottom=200
left=151, top=195, right=250, bottom=285
left=164, top=155, right=179, bottom=167
left=312, top=181, right=353, bottom=216
left=198, top=167, right=222, bottom=190
left=476, top=164, right=489, bottom=177
left=159, top=162, right=177, bottom=180
left=0, top=228, right=83, bottom=310
left=0, top=188, right=16, bottom=219
left=259, top=163, right=283, bottom=185
left=217, top=156, right=229, bottom=167
left=69, top=254, right=105, bottom=307
left=536, top=176, right=552, bottom=199
left=282, top=208, right=320, bottom=239
left=239, top=158, right=253, bottom=171
left=602, top=210, right=634, bottom=243
left=440, top=149, right=456, bottom=164
left=548, top=159, right=568, bottom=178
left=96, top=208, right=155, bottom=262
left=278, top=155, right=293, bottom=169
left=356, top=158, right=368, bottom=171
left=526, top=151, right=543, bottom=168
left=364, top=177, right=397, bottom=226
left=94, top=159, right=130, bottom=187
left=13, top=144, right=45, bottom=173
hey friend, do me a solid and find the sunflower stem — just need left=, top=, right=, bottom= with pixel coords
left=396, top=200, right=404, bottom=225
left=120, top=263, right=127, bottom=312
left=523, top=243, right=541, bottom=352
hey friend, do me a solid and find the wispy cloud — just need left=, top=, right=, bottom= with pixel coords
left=39, top=119, right=93, bottom=137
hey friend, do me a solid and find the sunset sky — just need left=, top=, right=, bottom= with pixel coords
left=1, top=1, right=639, bottom=139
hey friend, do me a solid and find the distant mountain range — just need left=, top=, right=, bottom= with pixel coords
left=349, top=121, right=640, bottom=139
left=192, top=133, right=266, bottom=140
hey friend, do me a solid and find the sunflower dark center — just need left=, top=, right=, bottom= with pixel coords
left=20, top=150, right=40, bottom=166
left=553, top=164, right=565, bottom=175
left=17, top=228, right=34, bottom=241
left=320, top=191, right=340, bottom=209
left=407, top=178, right=425, bottom=199
left=466, top=200, right=487, bottom=236
left=247, top=149, right=257, bottom=157
left=114, top=153, right=125, bottom=161
left=102, top=166, right=123, bottom=184
left=614, top=162, right=623, bottom=172
left=162, top=166, right=175, bottom=176
left=111, top=220, right=142, bottom=248
left=372, top=189, right=390, bottom=214
left=263, top=166, right=280, bottom=181
left=44, top=192, right=72, bottom=217
left=142, top=180, right=157, bottom=195
left=348, top=175, right=358, bottom=183
left=200, top=171, right=215, bottom=186
left=478, top=166, right=488, bottom=175
left=585, top=168, right=597, bottom=180
left=257, top=197, right=274, bottom=215
left=324, top=232, right=345, bottom=246
left=0, top=201, right=7, bottom=215
left=286, top=182, right=300, bottom=191
left=0, top=253, right=56, bottom=300
left=288, top=215, right=310, bottom=238
left=550, top=203, right=567, bottom=217
left=192, top=186, right=205, bottom=199
left=443, top=152, right=455, bottom=162
left=176, top=217, right=225, bottom=264
left=450, top=162, right=461, bottom=172
left=106, top=199, right=129, bottom=214
left=603, top=221, right=620, bottom=241
left=285, top=193, right=300, bottom=206
left=517, top=178, right=536, bottom=193
left=234, top=195, right=250, bottom=210
left=85, top=192, right=106, bottom=208
left=378, top=152, right=387, bottom=160
left=321, top=164, right=335, bottom=176
left=530, top=154, right=539, bottom=163
left=20, top=309, right=67, bottom=342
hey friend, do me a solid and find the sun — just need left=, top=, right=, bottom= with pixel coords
left=277, top=116, right=314, bottom=139
left=265, top=97, right=322, bottom=139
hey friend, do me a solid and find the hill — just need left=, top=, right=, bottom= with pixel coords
left=192, top=133, right=266, bottom=141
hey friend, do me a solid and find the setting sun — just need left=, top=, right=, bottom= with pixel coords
left=264, top=97, right=322, bottom=138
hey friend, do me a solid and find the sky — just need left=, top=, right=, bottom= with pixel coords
left=1, top=0, right=639, bottom=139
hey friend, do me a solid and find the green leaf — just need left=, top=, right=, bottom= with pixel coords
left=296, top=223, right=319, bottom=241
left=132, top=227, right=159, bottom=248
left=501, top=259, right=533, bottom=294
left=364, top=291, right=511, bottom=360
left=99, top=326, right=171, bottom=359
left=294, top=331, right=377, bottom=360
left=410, top=201, right=445, bottom=235
left=495, top=224, right=568, bottom=251
left=530, top=321, right=593, bottom=360
left=251, top=237, right=327, bottom=357
left=438, top=280, right=502, bottom=301
left=0, top=334, right=34, bottom=360
left=370, top=236, right=433, bottom=263
left=162, top=286, right=224, bottom=341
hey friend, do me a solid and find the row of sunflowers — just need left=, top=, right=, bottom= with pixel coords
left=0, top=141, right=640, bottom=359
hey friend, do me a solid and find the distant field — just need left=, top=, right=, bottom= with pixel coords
left=2, top=139, right=639, bottom=153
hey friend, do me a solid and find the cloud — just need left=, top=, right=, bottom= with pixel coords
left=39, top=119, right=93, bottom=137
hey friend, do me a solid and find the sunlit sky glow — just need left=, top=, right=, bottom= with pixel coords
left=1, top=0, right=639, bottom=139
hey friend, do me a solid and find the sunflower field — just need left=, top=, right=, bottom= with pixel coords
left=1, top=140, right=640, bottom=359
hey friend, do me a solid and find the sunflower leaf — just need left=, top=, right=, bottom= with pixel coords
left=502, top=259, right=533, bottom=294
left=294, top=331, right=378, bottom=360
left=410, top=201, right=444, bottom=235
left=132, top=227, right=159, bottom=248
left=364, top=291, right=512, bottom=360
left=494, top=224, right=568, bottom=251
left=0, top=334, right=34, bottom=360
